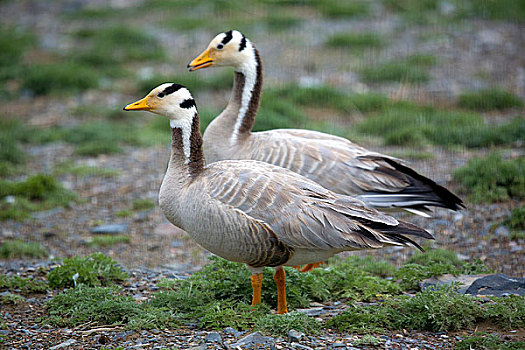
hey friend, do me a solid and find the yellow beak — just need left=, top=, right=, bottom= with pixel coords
left=187, top=48, right=213, bottom=71
left=123, top=96, right=151, bottom=111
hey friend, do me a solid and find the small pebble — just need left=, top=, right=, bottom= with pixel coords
left=205, top=332, right=222, bottom=343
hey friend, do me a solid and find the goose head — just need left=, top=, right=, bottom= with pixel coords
left=123, top=83, right=197, bottom=126
left=188, top=30, right=253, bottom=71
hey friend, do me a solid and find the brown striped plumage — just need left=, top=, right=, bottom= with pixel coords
left=188, top=30, right=464, bottom=217
left=124, top=84, right=433, bottom=314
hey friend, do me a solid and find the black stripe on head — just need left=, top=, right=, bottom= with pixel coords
left=163, top=83, right=184, bottom=96
left=221, top=30, right=233, bottom=45
left=180, top=98, right=196, bottom=109
left=239, top=34, right=247, bottom=52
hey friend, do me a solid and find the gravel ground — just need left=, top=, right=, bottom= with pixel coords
left=0, top=0, right=524, bottom=348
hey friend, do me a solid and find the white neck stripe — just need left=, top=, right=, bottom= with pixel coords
left=230, top=42, right=257, bottom=146
left=170, top=111, right=195, bottom=164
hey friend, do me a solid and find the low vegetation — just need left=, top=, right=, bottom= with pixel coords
left=0, top=119, right=32, bottom=176
left=0, top=25, right=34, bottom=84
left=328, top=286, right=524, bottom=333
left=357, top=105, right=524, bottom=148
left=137, top=70, right=233, bottom=95
left=311, top=0, right=370, bottom=18
left=325, top=32, right=385, bottom=50
left=0, top=240, right=48, bottom=259
left=69, top=25, right=165, bottom=76
left=54, top=161, right=120, bottom=178
left=0, top=174, right=77, bottom=221
left=502, top=206, right=525, bottom=240
left=458, top=89, right=523, bottom=111
left=47, top=253, right=129, bottom=289
left=456, top=334, right=525, bottom=350
left=0, top=274, right=48, bottom=294
left=131, top=198, right=155, bottom=211
left=40, top=250, right=512, bottom=336
left=383, top=0, right=525, bottom=22
left=359, top=55, right=436, bottom=84
left=453, top=153, right=524, bottom=203
left=22, top=62, right=100, bottom=96
left=88, top=235, right=130, bottom=247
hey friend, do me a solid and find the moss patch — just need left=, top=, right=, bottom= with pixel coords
left=0, top=174, right=77, bottom=221
left=458, top=89, right=523, bottom=111
left=47, top=253, right=129, bottom=289
left=0, top=240, right=48, bottom=259
left=453, top=153, right=524, bottom=203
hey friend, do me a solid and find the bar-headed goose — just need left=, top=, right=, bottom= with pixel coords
left=123, top=83, right=433, bottom=314
left=187, top=30, right=464, bottom=217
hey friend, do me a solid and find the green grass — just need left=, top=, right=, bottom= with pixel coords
left=0, top=293, right=25, bottom=305
left=54, top=161, right=120, bottom=177
left=463, top=0, right=525, bottom=21
left=115, top=210, right=133, bottom=218
left=383, top=0, right=525, bottom=22
left=0, top=120, right=27, bottom=175
left=131, top=198, right=155, bottom=211
left=458, top=89, right=523, bottom=111
left=88, top=235, right=130, bottom=247
left=357, top=104, right=524, bottom=148
left=456, top=334, right=525, bottom=350
left=360, top=55, right=436, bottom=84
left=68, top=105, right=132, bottom=122
left=0, top=174, right=77, bottom=221
left=35, top=121, right=148, bottom=156
left=45, top=285, right=143, bottom=327
left=0, top=274, right=48, bottom=294
left=328, top=285, right=486, bottom=333
left=21, top=62, right=100, bottom=96
left=264, top=85, right=392, bottom=116
left=311, top=0, right=370, bottom=18
left=47, top=253, right=129, bottom=289
left=453, top=153, right=524, bottom=203
left=40, top=251, right=511, bottom=334
left=137, top=70, right=233, bottom=95
left=263, top=12, right=303, bottom=31
left=0, top=240, right=48, bottom=259
left=0, top=25, right=34, bottom=82
left=502, top=206, right=525, bottom=235
left=325, top=32, right=385, bottom=50
left=69, top=25, right=165, bottom=72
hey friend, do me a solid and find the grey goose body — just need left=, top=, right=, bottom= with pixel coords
left=124, top=83, right=433, bottom=314
left=188, top=30, right=464, bottom=217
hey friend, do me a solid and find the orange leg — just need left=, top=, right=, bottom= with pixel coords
left=250, top=273, right=263, bottom=306
left=273, top=267, right=288, bottom=314
left=300, top=261, right=324, bottom=273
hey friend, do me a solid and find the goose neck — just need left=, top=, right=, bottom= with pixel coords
left=228, top=45, right=263, bottom=144
left=169, top=113, right=205, bottom=177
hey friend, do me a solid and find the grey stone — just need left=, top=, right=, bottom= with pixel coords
left=50, top=339, right=77, bottom=349
left=224, top=327, right=242, bottom=337
left=0, top=330, right=9, bottom=335
left=205, top=332, right=222, bottom=343
left=288, top=329, right=305, bottom=342
left=295, top=307, right=325, bottom=317
left=231, top=332, right=274, bottom=347
left=420, top=274, right=489, bottom=294
left=465, top=274, right=525, bottom=296
left=91, top=224, right=128, bottom=235
left=188, top=346, right=206, bottom=350
left=494, top=226, right=510, bottom=237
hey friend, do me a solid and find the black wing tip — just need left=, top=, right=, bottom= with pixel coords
left=381, top=157, right=466, bottom=212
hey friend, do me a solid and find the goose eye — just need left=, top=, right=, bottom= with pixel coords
left=157, top=92, right=165, bottom=98
left=217, top=43, right=224, bottom=50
